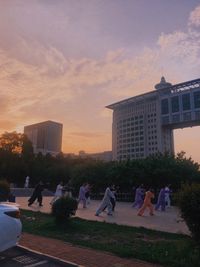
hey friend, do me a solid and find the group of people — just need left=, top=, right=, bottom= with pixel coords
left=132, top=184, right=172, bottom=216
left=50, top=181, right=92, bottom=208
left=27, top=177, right=172, bottom=218
left=28, top=180, right=73, bottom=207
left=50, top=181, right=74, bottom=205
left=77, top=183, right=117, bottom=216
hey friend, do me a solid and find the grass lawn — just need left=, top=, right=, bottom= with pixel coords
left=21, top=209, right=200, bottom=267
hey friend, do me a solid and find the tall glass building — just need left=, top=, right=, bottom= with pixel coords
left=107, top=77, right=200, bottom=161
left=24, top=120, right=63, bottom=156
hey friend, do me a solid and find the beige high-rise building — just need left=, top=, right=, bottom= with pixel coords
left=24, top=120, right=63, bottom=156
left=107, top=77, right=200, bottom=161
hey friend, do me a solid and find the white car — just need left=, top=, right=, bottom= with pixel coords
left=0, top=202, right=22, bottom=252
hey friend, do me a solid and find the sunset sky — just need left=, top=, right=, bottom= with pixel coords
left=0, top=0, right=200, bottom=162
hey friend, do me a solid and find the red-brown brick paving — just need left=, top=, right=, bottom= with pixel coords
left=20, top=233, right=162, bottom=267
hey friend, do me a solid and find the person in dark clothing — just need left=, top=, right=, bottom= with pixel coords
left=28, top=181, right=44, bottom=206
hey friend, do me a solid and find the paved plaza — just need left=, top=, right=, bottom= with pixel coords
left=17, top=197, right=189, bottom=235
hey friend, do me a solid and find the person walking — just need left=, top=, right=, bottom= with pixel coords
left=77, top=183, right=87, bottom=208
left=110, top=185, right=117, bottom=211
left=95, top=186, right=115, bottom=216
left=50, top=181, right=63, bottom=205
left=28, top=181, right=44, bottom=207
left=24, top=176, right=30, bottom=188
left=62, top=181, right=73, bottom=198
left=155, top=187, right=166, bottom=211
left=165, top=185, right=171, bottom=208
left=132, top=184, right=144, bottom=209
left=85, top=183, right=91, bottom=205
left=137, top=188, right=155, bottom=216
left=102, top=184, right=117, bottom=212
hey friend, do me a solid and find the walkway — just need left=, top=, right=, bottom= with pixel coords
left=20, top=233, right=162, bottom=267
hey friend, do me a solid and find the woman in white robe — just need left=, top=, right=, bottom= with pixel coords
left=50, top=181, right=63, bottom=205
left=95, top=186, right=116, bottom=216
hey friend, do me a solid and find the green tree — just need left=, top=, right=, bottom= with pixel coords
left=177, top=183, right=200, bottom=243
left=21, top=134, right=34, bottom=159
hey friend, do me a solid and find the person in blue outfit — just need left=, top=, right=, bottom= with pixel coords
left=155, top=187, right=166, bottom=211
left=132, top=184, right=144, bottom=209
left=165, top=184, right=172, bottom=208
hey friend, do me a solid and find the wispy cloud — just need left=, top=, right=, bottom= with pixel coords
left=189, top=5, right=200, bottom=27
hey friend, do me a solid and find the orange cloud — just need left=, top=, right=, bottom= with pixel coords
left=68, top=132, right=103, bottom=138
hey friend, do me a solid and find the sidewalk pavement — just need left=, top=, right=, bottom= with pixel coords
left=17, top=197, right=189, bottom=235
left=20, top=233, right=162, bottom=267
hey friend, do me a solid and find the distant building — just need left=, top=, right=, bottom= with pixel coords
left=24, top=120, right=63, bottom=156
left=88, top=151, right=112, bottom=161
left=78, top=150, right=112, bottom=161
left=107, top=77, right=200, bottom=161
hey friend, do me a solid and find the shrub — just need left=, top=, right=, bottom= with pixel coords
left=0, top=179, right=10, bottom=201
left=177, top=184, right=200, bottom=243
left=51, top=196, right=78, bottom=223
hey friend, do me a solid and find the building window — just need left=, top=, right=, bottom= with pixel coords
left=195, top=111, right=200, bottom=119
left=172, top=114, right=180, bottom=123
left=182, top=93, right=191, bottom=110
left=162, top=116, right=169, bottom=124
left=161, top=99, right=169, bottom=114
left=194, top=91, right=200, bottom=109
left=171, top=96, right=179, bottom=113
left=183, top=112, right=191, bottom=121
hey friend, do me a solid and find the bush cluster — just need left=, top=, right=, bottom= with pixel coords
left=51, top=196, right=78, bottom=223
left=177, top=183, right=200, bottom=243
left=0, top=179, right=10, bottom=201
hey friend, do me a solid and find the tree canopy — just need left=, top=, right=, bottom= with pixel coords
left=0, top=131, right=199, bottom=192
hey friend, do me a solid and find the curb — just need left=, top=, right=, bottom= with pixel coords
left=17, top=245, right=84, bottom=267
